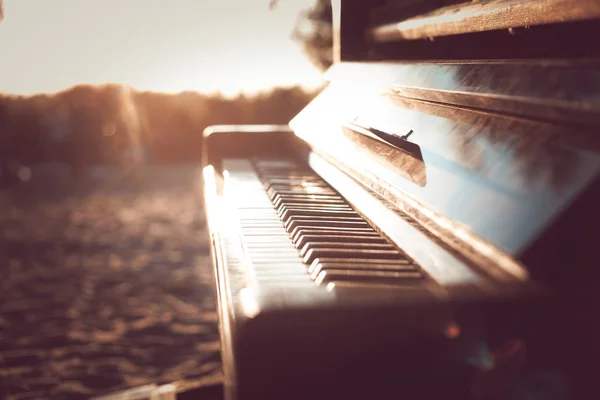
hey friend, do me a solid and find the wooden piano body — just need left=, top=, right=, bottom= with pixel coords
left=202, top=1, right=600, bottom=399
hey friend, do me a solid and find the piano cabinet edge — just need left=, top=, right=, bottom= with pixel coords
left=228, top=288, right=598, bottom=398
left=201, top=124, right=305, bottom=173
left=202, top=164, right=239, bottom=398
left=208, top=232, right=238, bottom=399
left=233, top=304, right=462, bottom=399
left=519, top=174, right=600, bottom=289
left=229, top=294, right=554, bottom=400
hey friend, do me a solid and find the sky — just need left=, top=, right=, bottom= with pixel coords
left=0, top=0, right=322, bottom=96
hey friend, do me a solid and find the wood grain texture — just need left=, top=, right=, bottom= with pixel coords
left=371, top=0, right=600, bottom=41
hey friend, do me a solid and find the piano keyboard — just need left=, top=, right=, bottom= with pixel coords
left=223, top=158, right=426, bottom=296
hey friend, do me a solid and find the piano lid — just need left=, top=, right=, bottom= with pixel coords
left=290, top=62, right=600, bottom=276
left=324, top=61, right=600, bottom=128
left=369, top=0, right=600, bottom=42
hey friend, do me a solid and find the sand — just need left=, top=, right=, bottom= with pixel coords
left=0, top=165, right=222, bottom=399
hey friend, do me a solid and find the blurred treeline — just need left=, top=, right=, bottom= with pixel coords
left=0, top=84, right=317, bottom=173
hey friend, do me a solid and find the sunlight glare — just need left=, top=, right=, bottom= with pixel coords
left=0, top=0, right=322, bottom=95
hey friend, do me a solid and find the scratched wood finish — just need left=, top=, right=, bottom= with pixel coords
left=371, top=0, right=600, bottom=41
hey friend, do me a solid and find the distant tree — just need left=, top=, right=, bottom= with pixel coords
left=0, top=82, right=318, bottom=169
left=292, top=0, right=333, bottom=71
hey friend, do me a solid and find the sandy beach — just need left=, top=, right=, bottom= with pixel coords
left=0, top=165, right=222, bottom=399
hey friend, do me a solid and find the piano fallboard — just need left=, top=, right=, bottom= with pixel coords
left=291, top=63, right=600, bottom=284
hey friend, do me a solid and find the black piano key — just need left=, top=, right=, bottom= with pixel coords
left=314, top=270, right=423, bottom=286
left=258, top=172, right=315, bottom=178
left=285, top=219, right=371, bottom=232
left=267, top=184, right=337, bottom=192
left=276, top=204, right=351, bottom=214
left=294, top=234, right=386, bottom=249
left=255, top=164, right=307, bottom=169
left=308, top=258, right=415, bottom=272
left=264, top=178, right=329, bottom=185
left=307, top=259, right=415, bottom=277
left=302, top=248, right=405, bottom=264
left=279, top=208, right=359, bottom=220
left=277, top=202, right=352, bottom=208
left=279, top=210, right=356, bottom=220
left=277, top=206, right=354, bottom=217
left=259, top=172, right=314, bottom=178
left=283, top=214, right=366, bottom=224
left=257, top=167, right=312, bottom=172
left=271, top=192, right=340, bottom=203
left=262, top=177, right=324, bottom=184
left=282, top=214, right=365, bottom=224
left=276, top=197, right=348, bottom=203
left=308, top=261, right=418, bottom=279
left=290, top=226, right=377, bottom=241
left=273, top=195, right=346, bottom=205
left=299, top=242, right=397, bottom=258
left=276, top=196, right=343, bottom=203
left=255, top=166, right=309, bottom=173
left=273, top=192, right=344, bottom=199
left=267, top=188, right=337, bottom=198
left=266, top=183, right=332, bottom=194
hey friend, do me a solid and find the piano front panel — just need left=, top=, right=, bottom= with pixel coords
left=291, top=71, right=600, bottom=277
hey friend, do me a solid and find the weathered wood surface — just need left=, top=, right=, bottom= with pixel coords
left=371, top=0, right=600, bottom=41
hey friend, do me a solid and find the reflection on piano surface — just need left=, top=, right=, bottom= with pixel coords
left=342, top=125, right=427, bottom=187
left=202, top=1, right=600, bottom=399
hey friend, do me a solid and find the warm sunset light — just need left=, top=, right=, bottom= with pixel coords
left=0, top=0, right=321, bottom=96
left=2, top=0, right=598, bottom=398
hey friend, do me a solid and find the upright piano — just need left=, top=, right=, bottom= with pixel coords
left=202, top=1, right=600, bottom=399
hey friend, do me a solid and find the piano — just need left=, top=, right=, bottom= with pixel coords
left=202, top=1, right=600, bottom=399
